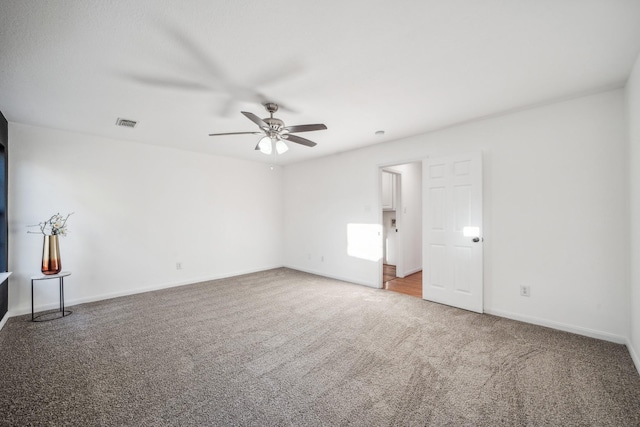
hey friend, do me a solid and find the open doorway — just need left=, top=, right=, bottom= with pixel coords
left=383, top=269, right=423, bottom=297
left=380, top=162, right=422, bottom=298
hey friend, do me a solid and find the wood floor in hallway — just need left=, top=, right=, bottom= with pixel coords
left=383, top=264, right=422, bottom=298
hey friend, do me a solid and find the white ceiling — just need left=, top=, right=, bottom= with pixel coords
left=1, top=0, right=640, bottom=165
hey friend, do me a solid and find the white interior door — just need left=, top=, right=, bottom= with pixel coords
left=422, top=152, right=483, bottom=313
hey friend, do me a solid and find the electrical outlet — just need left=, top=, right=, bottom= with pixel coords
left=520, top=285, right=530, bottom=297
left=321, top=255, right=324, bottom=262
left=176, top=262, right=182, bottom=270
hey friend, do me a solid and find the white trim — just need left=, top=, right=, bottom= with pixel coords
left=485, top=308, right=627, bottom=344
left=627, top=337, right=640, bottom=375
left=377, top=155, right=429, bottom=169
left=283, top=264, right=379, bottom=288
left=375, top=167, right=383, bottom=288
left=9, top=265, right=284, bottom=317
left=402, top=267, right=422, bottom=276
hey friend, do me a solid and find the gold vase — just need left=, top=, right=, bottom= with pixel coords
left=41, top=235, right=61, bottom=275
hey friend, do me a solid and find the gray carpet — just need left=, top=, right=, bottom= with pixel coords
left=1, top=268, right=639, bottom=426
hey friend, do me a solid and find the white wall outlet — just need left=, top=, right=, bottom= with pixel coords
left=321, top=255, right=324, bottom=262
left=520, top=285, right=530, bottom=297
left=176, top=262, right=182, bottom=270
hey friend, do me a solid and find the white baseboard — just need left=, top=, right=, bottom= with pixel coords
left=397, top=267, right=422, bottom=278
left=485, top=308, right=627, bottom=344
left=8, top=265, right=284, bottom=318
left=283, top=264, right=378, bottom=288
left=626, top=337, right=640, bottom=375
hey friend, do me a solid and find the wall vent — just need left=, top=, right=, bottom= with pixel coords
left=115, top=118, right=137, bottom=128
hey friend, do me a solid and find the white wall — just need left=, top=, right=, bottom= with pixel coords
left=8, top=123, right=283, bottom=314
left=627, top=53, right=640, bottom=368
left=283, top=89, right=629, bottom=342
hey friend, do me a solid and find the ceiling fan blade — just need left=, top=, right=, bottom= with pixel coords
left=162, top=23, right=229, bottom=82
left=127, top=74, right=210, bottom=91
left=275, top=103, right=298, bottom=114
left=282, top=134, right=317, bottom=147
left=241, top=111, right=269, bottom=130
left=249, top=61, right=304, bottom=89
left=162, top=25, right=277, bottom=109
left=283, top=124, right=328, bottom=133
left=218, top=97, right=237, bottom=117
left=209, top=131, right=262, bottom=136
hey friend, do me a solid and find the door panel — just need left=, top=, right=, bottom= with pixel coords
left=454, top=185, right=471, bottom=229
left=454, top=245, right=472, bottom=293
left=423, top=152, right=483, bottom=313
left=429, top=244, right=446, bottom=288
left=430, top=187, right=445, bottom=230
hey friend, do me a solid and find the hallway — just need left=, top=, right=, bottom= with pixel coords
left=383, top=264, right=422, bottom=298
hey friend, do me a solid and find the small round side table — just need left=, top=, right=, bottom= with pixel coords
left=31, top=271, right=72, bottom=322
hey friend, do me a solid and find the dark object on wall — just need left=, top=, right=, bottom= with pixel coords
left=0, top=110, right=8, bottom=320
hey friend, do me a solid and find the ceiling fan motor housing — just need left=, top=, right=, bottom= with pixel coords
left=264, top=102, right=279, bottom=114
left=264, top=117, right=284, bottom=133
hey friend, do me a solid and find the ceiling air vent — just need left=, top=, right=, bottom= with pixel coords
left=115, top=118, right=138, bottom=128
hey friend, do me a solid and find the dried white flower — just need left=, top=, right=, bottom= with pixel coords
left=27, top=212, right=73, bottom=236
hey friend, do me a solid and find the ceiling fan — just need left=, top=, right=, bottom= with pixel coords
left=209, top=103, right=327, bottom=155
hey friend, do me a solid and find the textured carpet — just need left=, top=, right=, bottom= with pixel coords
left=1, top=268, right=639, bottom=426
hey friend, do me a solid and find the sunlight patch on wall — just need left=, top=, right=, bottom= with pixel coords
left=347, top=223, right=382, bottom=262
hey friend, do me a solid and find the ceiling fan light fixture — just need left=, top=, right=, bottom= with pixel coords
left=258, top=136, right=272, bottom=155
left=275, top=139, right=289, bottom=154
